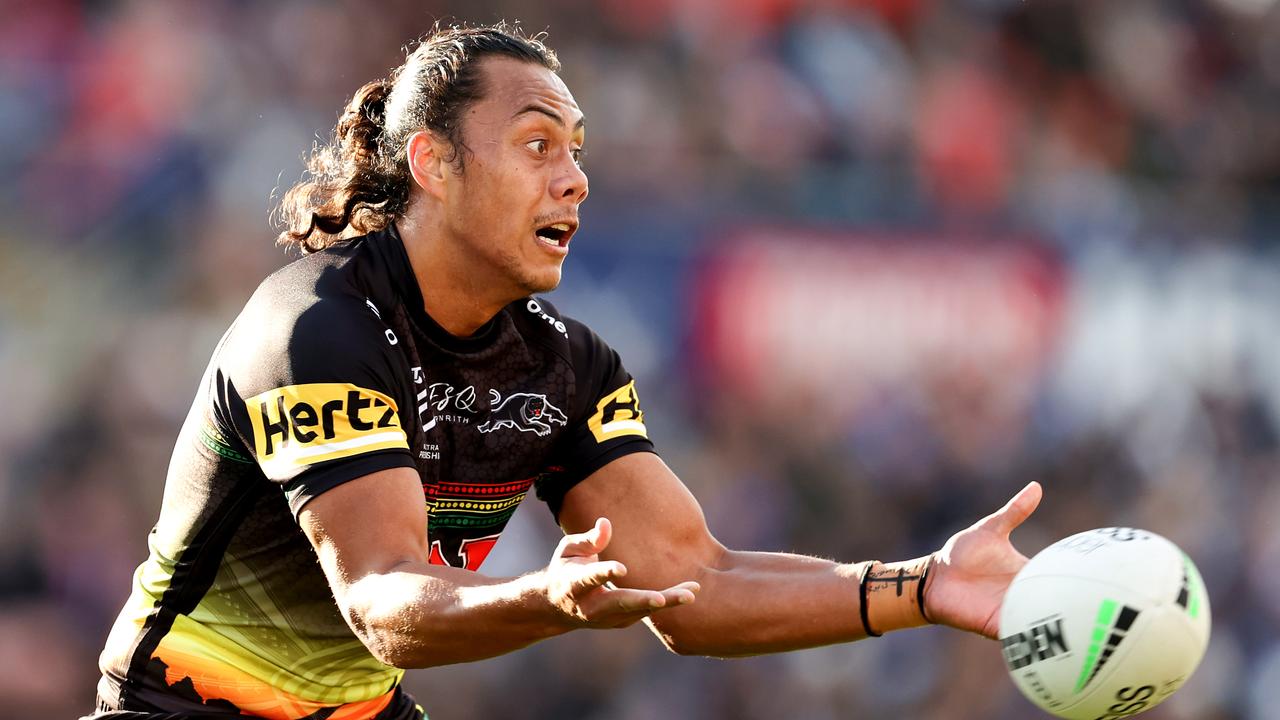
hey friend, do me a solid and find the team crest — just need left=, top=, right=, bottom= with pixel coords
left=477, top=390, right=567, bottom=437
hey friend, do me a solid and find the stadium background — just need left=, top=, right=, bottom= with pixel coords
left=2, top=0, right=1278, bottom=717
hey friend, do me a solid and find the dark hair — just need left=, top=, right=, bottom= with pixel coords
left=276, top=22, right=560, bottom=252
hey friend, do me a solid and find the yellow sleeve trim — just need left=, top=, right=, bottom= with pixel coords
left=588, top=380, right=648, bottom=443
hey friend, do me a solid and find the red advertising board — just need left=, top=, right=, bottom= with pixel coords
left=692, top=230, right=1066, bottom=415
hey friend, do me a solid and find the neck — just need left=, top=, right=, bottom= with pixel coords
left=395, top=207, right=516, bottom=338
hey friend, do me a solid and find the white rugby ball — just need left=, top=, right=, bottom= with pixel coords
left=998, top=527, right=1210, bottom=719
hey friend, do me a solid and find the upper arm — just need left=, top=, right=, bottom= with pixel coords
left=557, top=452, right=726, bottom=591
left=534, top=315, right=655, bottom=516
left=299, top=466, right=428, bottom=583
left=298, top=466, right=428, bottom=618
left=218, top=294, right=416, bottom=514
left=548, top=315, right=718, bottom=587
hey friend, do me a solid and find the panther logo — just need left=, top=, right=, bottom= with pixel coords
left=477, top=390, right=568, bottom=437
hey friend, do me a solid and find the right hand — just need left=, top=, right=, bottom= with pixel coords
left=922, top=481, right=1043, bottom=639
left=546, top=517, right=700, bottom=628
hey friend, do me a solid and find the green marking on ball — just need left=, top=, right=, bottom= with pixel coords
left=1182, top=553, right=1204, bottom=619
left=1075, top=598, right=1118, bottom=693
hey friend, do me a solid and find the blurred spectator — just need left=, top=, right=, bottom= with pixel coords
left=2, top=0, right=1278, bottom=718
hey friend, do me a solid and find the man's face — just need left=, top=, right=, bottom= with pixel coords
left=441, top=56, right=588, bottom=298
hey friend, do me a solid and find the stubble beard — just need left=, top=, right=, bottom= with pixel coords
left=490, top=242, right=562, bottom=299
left=510, top=254, right=562, bottom=296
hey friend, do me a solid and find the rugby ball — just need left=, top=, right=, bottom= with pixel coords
left=998, top=528, right=1210, bottom=719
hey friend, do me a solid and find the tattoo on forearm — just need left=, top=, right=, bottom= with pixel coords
left=866, top=567, right=922, bottom=596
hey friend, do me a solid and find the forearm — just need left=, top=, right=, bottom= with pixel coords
left=648, top=549, right=930, bottom=657
left=344, top=562, right=567, bottom=668
left=558, top=454, right=933, bottom=657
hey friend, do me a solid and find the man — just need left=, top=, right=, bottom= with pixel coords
left=87, top=23, right=1042, bottom=720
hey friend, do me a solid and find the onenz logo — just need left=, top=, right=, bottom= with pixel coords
left=526, top=298, right=568, bottom=337
left=1002, top=616, right=1070, bottom=671
left=246, top=383, right=407, bottom=476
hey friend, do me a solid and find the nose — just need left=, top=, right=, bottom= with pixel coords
left=550, top=152, right=588, bottom=205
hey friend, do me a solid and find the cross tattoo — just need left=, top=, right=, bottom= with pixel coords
left=868, top=567, right=921, bottom=596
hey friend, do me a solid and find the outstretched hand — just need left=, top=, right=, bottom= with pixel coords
left=923, top=482, right=1043, bottom=639
left=546, top=517, right=700, bottom=629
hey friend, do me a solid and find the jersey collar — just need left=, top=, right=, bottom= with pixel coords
left=377, top=223, right=506, bottom=354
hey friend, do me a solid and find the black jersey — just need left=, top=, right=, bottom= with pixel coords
left=95, top=226, right=653, bottom=718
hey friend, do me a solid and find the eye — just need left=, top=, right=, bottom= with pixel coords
left=571, top=147, right=585, bottom=167
left=527, top=139, right=548, bottom=155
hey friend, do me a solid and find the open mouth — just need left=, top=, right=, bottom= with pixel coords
left=534, top=221, right=577, bottom=249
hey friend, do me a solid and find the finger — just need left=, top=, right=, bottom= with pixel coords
left=604, top=580, right=699, bottom=605
left=981, top=481, right=1043, bottom=536
left=583, top=581, right=702, bottom=620
left=605, top=587, right=671, bottom=613
left=568, top=560, right=627, bottom=595
left=619, top=581, right=700, bottom=611
left=656, top=580, right=701, bottom=606
left=592, top=517, right=612, bottom=554
left=557, top=518, right=613, bottom=559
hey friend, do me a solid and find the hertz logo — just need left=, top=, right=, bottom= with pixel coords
left=588, top=380, right=647, bottom=443
left=246, top=383, right=407, bottom=476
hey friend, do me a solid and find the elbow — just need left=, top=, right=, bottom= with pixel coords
left=341, top=572, right=507, bottom=669
left=649, top=548, right=737, bottom=657
left=647, top=614, right=718, bottom=658
left=653, top=629, right=701, bottom=657
left=665, top=637, right=708, bottom=658
left=345, top=603, right=431, bottom=669
left=365, top=637, right=415, bottom=669
left=362, top=628, right=420, bottom=669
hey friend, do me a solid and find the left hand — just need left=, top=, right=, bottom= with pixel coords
left=545, top=517, right=699, bottom=629
left=923, top=482, right=1043, bottom=639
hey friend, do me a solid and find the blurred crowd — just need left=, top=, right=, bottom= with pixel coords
left=2, top=0, right=1279, bottom=718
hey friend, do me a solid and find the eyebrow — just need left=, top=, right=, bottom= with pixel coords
left=513, top=105, right=586, bottom=131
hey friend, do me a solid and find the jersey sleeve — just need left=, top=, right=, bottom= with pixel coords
left=536, top=318, right=656, bottom=517
left=218, top=296, right=416, bottom=517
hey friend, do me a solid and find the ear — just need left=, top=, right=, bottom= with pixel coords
left=405, top=130, right=450, bottom=200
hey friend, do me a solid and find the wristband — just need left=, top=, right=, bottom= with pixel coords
left=857, top=561, right=880, bottom=637
left=859, top=555, right=934, bottom=636
left=917, top=556, right=933, bottom=624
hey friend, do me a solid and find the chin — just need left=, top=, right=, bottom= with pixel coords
left=522, top=268, right=563, bottom=295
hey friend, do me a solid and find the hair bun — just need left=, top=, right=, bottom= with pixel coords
left=337, top=79, right=392, bottom=164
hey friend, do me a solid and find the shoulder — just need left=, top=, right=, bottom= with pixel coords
left=505, top=296, right=617, bottom=368
left=220, top=243, right=400, bottom=394
left=246, top=241, right=365, bottom=323
left=509, top=298, right=639, bottom=419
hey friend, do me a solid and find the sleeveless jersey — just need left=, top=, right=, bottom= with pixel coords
left=94, top=226, right=653, bottom=718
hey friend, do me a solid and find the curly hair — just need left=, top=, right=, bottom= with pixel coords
left=275, top=22, right=560, bottom=253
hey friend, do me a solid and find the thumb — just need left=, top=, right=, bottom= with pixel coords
left=557, top=517, right=613, bottom=559
left=980, top=482, right=1042, bottom=537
